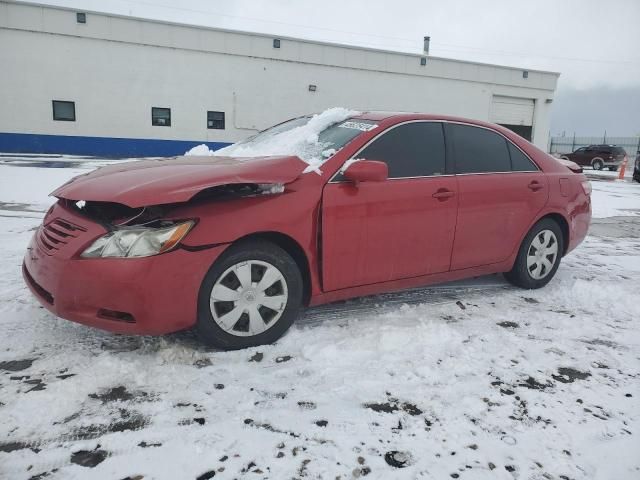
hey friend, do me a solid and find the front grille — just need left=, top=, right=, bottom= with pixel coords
left=23, top=263, right=54, bottom=305
left=37, top=218, right=87, bottom=256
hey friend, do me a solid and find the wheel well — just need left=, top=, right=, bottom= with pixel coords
left=233, top=232, right=312, bottom=306
left=540, top=213, right=569, bottom=256
left=591, top=157, right=603, bottom=164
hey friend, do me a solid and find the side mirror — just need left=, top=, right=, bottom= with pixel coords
left=343, top=160, right=388, bottom=183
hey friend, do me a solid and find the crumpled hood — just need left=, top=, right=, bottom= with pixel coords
left=51, top=155, right=306, bottom=207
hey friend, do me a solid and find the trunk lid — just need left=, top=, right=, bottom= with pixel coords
left=556, top=157, right=583, bottom=173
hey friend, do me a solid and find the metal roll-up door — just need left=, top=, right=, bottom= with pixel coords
left=491, top=96, right=534, bottom=140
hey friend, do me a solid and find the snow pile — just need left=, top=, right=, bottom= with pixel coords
left=184, top=144, right=215, bottom=156
left=3, top=157, right=640, bottom=478
left=185, top=107, right=359, bottom=173
left=590, top=179, right=640, bottom=217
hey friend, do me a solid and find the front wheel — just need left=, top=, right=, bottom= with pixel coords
left=196, top=240, right=303, bottom=350
left=504, top=219, right=564, bottom=289
left=592, top=159, right=604, bottom=170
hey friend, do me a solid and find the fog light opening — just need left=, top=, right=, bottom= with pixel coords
left=97, top=308, right=136, bottom=323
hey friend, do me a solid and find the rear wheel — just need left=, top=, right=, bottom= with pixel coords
left=608, top=166, right=618, bottom=172
left=504, top=219, right=563, bottom=289
left=196, top=240, right=303, bottom=349
left=592, top=158, right=604, bottom=170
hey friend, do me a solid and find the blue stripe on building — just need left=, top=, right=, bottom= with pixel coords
left=0, top=132, right=232, bottom=157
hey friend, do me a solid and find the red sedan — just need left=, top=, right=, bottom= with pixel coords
left=23, top=112, right=592, bottom=349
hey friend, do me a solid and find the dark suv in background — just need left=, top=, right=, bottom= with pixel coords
left=634, top=150, right=640, bottom=183
left=562, top=145, right=627, bottom=171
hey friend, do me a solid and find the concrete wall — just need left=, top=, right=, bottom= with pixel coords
left=0, top=1, right=559, bottom=155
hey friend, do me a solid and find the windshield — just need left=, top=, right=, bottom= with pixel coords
left=212, top=108, right=377, bottom=171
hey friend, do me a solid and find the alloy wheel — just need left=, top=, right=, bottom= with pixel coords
left=526, top=229, right=559, bottom=280
left=209, top=260, right=288, bottom=336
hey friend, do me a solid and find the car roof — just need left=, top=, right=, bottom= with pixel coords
left=352, top=111, right=501, bottom=128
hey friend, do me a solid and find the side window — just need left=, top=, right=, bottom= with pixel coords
left=508, top=142, right=538, bottom=171
left=450, top=124, right=510, bottom=174
left=357, top=122, right=446, bottom=178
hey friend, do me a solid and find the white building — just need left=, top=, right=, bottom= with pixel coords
left=0, top=1, right=559, bottom=157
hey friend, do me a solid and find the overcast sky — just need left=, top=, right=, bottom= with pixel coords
left=34, top=0, right=640, bottom=136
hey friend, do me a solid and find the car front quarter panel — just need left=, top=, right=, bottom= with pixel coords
left=169, top=173, right=326, bottom=298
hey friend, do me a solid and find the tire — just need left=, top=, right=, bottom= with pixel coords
left=504, top=218, right=564, bottom=289
left=592, top=158, right=604, bottom=170
left=196, top=240, right=303, bottom=350
left=608, top=166, right=618, bottom=172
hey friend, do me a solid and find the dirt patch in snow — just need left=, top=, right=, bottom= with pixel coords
left=384, top=450, right=413, bottom=468
left=364, top=401, right=423, bottom=416
left=0, top=358, right=36, bottom=371
left=518, top=376, right=554, bottom=390
left=552, top=367, right=592, bottom=383
left=70, top=446, right=108, bottom=468
left=88, top=386, right=148, bottom=403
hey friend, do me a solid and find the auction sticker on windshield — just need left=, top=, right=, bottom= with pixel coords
left=339, top=121, right=378, bottom=131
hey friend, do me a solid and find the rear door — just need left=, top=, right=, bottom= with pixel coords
left=447, top=123, right=548, bottom=270
left=321, top=121, right=458, bottom=291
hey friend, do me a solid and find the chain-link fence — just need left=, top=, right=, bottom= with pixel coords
left=549, top=135, right=640, bottom=156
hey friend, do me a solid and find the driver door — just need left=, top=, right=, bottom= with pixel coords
left=321, top=122, right=458, bottom=291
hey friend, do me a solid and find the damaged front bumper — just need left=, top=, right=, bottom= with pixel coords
left=22, top=201, right=226, bottom=335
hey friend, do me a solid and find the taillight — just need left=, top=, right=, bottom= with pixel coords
left=581, top=180, right=592, bottom=196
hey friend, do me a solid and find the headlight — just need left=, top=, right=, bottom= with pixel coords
left=81, top=221, right=194, bottom=258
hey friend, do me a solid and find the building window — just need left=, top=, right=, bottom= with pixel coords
left=207, top=111, right=225, bottom=130
left=273, top=38, right=281, bottom=48
left=522, top=70, right=529, bottom=79
left=52, top=100, right=76, bottom=121
left=76, top=12, right=86, bottom=24
left=152, top=107, right=171, bottom=127
left=420, top=57, right=427, bottom=66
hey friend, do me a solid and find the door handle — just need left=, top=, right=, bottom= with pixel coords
left=432, top=189, right=456, bottom=200
left=528, top=181, right=543, bottom=192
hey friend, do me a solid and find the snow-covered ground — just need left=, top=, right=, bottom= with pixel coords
left=0, top=155, right=639, bottom=480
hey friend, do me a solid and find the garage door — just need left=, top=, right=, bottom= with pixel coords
left=491, top=96, right=534, bottom=126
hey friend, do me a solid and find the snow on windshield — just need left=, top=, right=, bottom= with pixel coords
left=185, top=107, right=364, bottom=174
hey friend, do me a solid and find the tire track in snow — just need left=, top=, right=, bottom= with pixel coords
left=299, top=279, right=510, bottom=327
